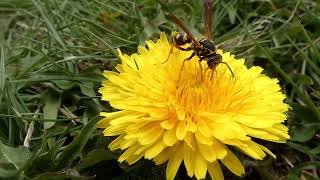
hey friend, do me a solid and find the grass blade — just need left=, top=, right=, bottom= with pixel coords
left=32, top=0, right=65, bottom=49
left=237, top=15, right=320, bottom=121
left=0, top=44, right=5, bottom=105
left=56, top=116, right=99, bottom=168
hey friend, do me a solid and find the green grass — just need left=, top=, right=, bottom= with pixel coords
left=0, top=0, right=320, bottom=179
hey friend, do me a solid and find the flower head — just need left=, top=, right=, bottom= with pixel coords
left=98, top=33, right=289, bottom=179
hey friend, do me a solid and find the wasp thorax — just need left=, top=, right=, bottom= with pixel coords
left=199, top=39, right=216, bottom=52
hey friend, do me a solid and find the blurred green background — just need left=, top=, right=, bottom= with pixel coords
left=0, top=0, right=320, bottom=179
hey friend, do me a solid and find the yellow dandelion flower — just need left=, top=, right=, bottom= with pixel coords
left=98, top=33, right=290, bottom=180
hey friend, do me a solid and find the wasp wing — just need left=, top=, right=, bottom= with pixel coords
left=169, top=13, right=201, bottom=48
left=203, top=0, right=213, bottom=40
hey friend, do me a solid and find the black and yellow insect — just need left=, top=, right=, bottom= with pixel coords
left=165, top=0, right=234, bottom=79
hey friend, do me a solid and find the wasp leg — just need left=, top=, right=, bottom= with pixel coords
left=210, top=69, right=214, bottom=80
left=161, top=45, right=173, bottom=64
left=210, top=68, right=220, bottom=80
left=176, top=46, right=193, bottom=51
left=198, top=56, right=211, bottom=81
left=198, top=61, right=203, bottom=81
left=218, top=62, right=235, bottom=78
left=204, top=66, right=210, bottom=76
left=161, top=46, right=193, bottom=64
left=177, top=52, right=195, bottom=87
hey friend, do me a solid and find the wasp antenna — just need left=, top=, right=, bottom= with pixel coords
left=219, top=62, right=235, bottom=78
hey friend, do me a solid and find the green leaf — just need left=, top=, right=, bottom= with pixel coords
left=0, top=168, right=16, bottom=178
left=56, top=116, right=100, bottom=168
left=288, top=162, right=320, bottom=180
left=309, top=145, right=320, bottom=155
left=0, top=141, right=32, bottom=177
left=227, top=6, right=237, bottom=24
left=287, top=142, right=320, bottom=159
left=79, top=82, right=95, bottom=98
left=0, top=0, right=32, bottom=8
left=54, top=80, right=77, bottom=90
left=290, top=103, right=318, bottom=123
left=32, top=138, right=67, bottom=172
left=43, top=89, right=61, bottom=129
left=79, top=149, right=116, bottom=170
left=33, top=172, right=92, bottom=180
left=139, top=11, right=159, bottom=43
left=290, top=126, right=317, bottom=142
left=295, top=74, right=314, bottom=86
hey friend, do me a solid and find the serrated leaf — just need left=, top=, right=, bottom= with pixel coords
left=139, top=12, right=159, bottom=43
left=43, top=89, right=61, bottom=129
left=79, top=82, right=95, bottom=98
left=54, top=80, right=77, bottom=90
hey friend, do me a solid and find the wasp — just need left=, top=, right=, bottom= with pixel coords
left=164, top=0, right=234, bottom=80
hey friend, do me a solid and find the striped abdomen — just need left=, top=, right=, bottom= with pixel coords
left=171, top=32, right=192, bottom=46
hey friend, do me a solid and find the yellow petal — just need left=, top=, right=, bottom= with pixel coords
left=194, top=153, right=207, bottom=179
left=197, top=143, right=217, bottom=162
left=160, top=120, right=175, bottom=130
left=120, top=139, right=136, bottom=150
left=127, top=153, right=144, bottom=165
left=258, top=144, right=276, bottom=158
left=109, top=113, right=142, bottom=125
left=176, top=121, right=187, bottom=140
left=220, top=149, right=245, bottom=176
left=138, top=125, right=163, bottom=145
left=103, top=123, right=128, bottom=136
left=197, top=120, right=212, bottom=137
left=186, top=120, right=197, bottom=132
left=184, top=133, right=196, bottom=151
left=183, top=143, right=195, bottom=177
left=145, top=140, right=167, bottom=159
left=153, top=148, right=170, bottom=165
left=212, top=139, right=227, bottom=159
left=108, top=135, right=125, bottom=151
left=163, top=129, right=178, bottom=146
left=208, top=161, right=224, bottom=180
left=237, top=141, right=266, bottom=160
left=118, top=144, right=140, bottom=163
left=212, top=121, right=247, bottom=141
left=98, top=110, right=132, bottom=127
left=166, top=145, right=184, bottom=180
left=195, top=131, right=213, bottom=145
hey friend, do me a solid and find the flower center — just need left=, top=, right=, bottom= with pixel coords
left=174, top=65, right=212, bottom=118
left=169, top=61, right=242, bottom=121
